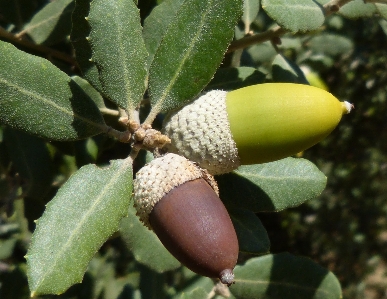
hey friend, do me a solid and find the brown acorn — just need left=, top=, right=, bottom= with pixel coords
left=134, top=153, right=239, bottom=285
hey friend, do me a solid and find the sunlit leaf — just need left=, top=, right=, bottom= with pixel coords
left=217, top=158, right=327, bottom=212
left=143, top=0, right=185, bottom=67
left=87, top=0, right=148, bottom=112
left=148, top=0, right=243, bottom=113
left=27, top=159, right=133, bottom=295
left=261, top=0, right=325, bottom=32
left=339, top=0, right=376, bottom=19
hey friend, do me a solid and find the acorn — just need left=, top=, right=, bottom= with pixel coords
left=163, top=83, right=353, bottom=175
left=133, top=153, right=239, bottom=285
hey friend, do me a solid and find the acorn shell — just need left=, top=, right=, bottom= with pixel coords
left=226, top=83, right=349, bottom=164
left=149, top=178, right=238, bottom=284
left=133, top=153, right=218, bottom=229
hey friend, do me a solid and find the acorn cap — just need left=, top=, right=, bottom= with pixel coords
left=163, top=90, right=240, bottom=175
left=134, top=153, right=219, bottom=229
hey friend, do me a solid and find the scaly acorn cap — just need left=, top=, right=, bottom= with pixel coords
left=133, top=153, right=218, bottom=229
left=163, top=90, right=240, bottom=175
left=163, top=83, right=352, bottom=175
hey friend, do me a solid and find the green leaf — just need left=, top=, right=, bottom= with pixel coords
left=175, top=288, right=209, bottom=299
left=71, top=0, right=104, bottom=93
left=148, top=0, right=243, bottom=114
left=242, top=0, right=260, bottom=33
left=376, top=3, right=387, bottom=20
left=229, top=208, right=270, bottom=254
left=23, top=0, right=74, bottom=45
left=308, top=33, right=354, bottom=57
left=26, top=159, right=133, bottom=295
left=0, top=41, right=106, bottom=141
left=143, top=0, right=186, bottom=67
left=217, top=158, right=327, bottom=212
left=244, top=42, right=277, bottom=65
left=138, top=264, right=169, bottom=299
left=230, top=253, right=342, bottom=299
left=4, top=127, right=53, bottom=199
left=0, top=238, right=17, bottom=260
left=87, top=0, right=148, bottom=112
left=261, top=0, right=325, bottom=33
left=205, top=67, right=266, bottom=91
left=74, top=138, right=98, bottom=168
left=380, top=19, right=387, bottom=36
left=339, top=0, right=376, bottom=19
left=71, top=76, right=106, bottom=109
left=120, top=202, right=180, bottom=273
left=172, top=276, right=215, bottom=299
left=272, top=54, right=309, bottom=84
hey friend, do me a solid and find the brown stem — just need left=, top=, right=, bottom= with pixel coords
left=227, top=0, right=355, bottom=53
left=105, top=126, right=131, bottom=143
left=0, top=26, right=79, bottom=67
left=227, top=26, right=286, bottom=53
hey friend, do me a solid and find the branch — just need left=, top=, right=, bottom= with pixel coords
left=227, top=0, right=355, bottom=53
left=324, top=0, right=355, bottom=15
left=105, top=126, right=131, bottom=143
left=0, top=26, right=79, bottom=67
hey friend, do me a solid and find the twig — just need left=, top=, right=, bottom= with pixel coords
left=99, top=107, right=120, bottom=116
left=0, top=26, right=78, bottom=67
left=227, top=26, right=286, bottom=53
left=227, top=0, right=355, bottom=53
left=105, top=126, right=131, bottom=143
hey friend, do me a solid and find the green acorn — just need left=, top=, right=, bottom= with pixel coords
left=163, top=83, right=352, bottom=175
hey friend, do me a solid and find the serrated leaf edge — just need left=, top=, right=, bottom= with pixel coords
left=28, top=159, right=132, bottom=296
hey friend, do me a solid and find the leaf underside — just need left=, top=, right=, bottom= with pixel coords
left=261, top=0, right=325, bottom=32
left=27, top=159, right=133, bottom=296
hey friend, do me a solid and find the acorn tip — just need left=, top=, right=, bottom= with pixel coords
left=220, top=269, right=235, bottom=286
left=342, top=101, right=354, bottom=114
